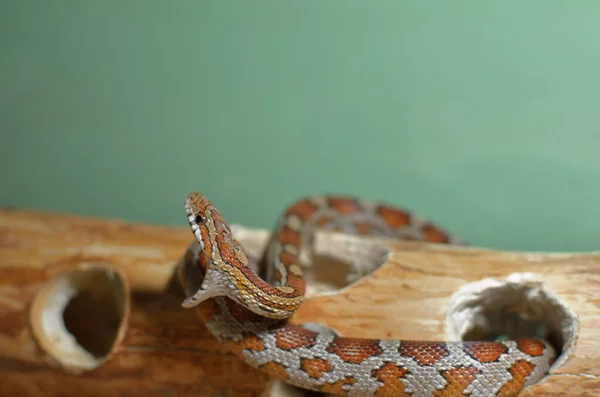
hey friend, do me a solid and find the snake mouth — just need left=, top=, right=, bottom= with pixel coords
left=189, top=223, right=205, bottom=251
left=184, top=202, right=205, bottom=251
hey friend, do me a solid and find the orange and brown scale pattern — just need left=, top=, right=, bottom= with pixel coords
left=182, top=193, right=557, bottom=396
left=202, top=296, right=555, bottom=397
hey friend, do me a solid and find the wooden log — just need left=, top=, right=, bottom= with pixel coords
left=0, top=208, right=598, bottom=396
left=0, top=209, right=268, bottom=397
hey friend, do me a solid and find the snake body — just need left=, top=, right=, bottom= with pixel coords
left=179, top=192, right=556, bottom=396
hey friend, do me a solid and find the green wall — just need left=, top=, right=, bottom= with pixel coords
left=2, top=1, right=600, bottom=252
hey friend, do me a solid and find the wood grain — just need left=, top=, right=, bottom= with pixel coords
left=1, top=208, right=598, bottom=396
left=0, top=209, right=267, bottom=397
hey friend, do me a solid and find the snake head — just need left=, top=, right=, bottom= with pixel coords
left=184, top=192, right=212, bottom=253
left=181, top=192, right=238, bottom=309
left=181, top=192, right=301, bottom=319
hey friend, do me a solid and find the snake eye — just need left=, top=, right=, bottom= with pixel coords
left=194, top=214, right=205, bottom=224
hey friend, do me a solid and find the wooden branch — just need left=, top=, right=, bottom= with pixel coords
left=1, top=209, right=598, bottom=396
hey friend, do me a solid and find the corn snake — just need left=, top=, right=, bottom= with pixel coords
left=179, top=192, right=556, bottom=396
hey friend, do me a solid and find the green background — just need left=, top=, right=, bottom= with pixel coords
left=2, top=1, right=600, bottom=252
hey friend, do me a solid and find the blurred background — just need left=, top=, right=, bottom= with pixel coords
left=2, top=1, right=600, bottom=252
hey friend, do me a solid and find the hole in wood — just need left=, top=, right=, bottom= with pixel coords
left=305, top=231, right=390, bottom=296
left=29, top=265, right=128, bottom=372
left=446, top=272, right=577, bottom=369
left=227, top=226, right=390, bottom=296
